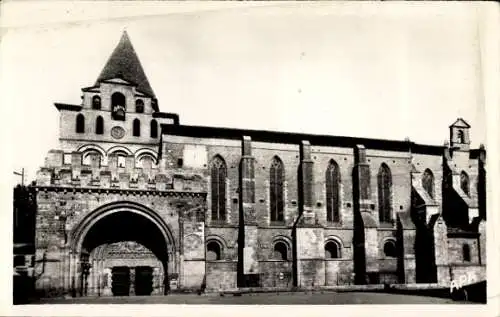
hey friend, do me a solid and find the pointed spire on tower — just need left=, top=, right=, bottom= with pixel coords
left=95, top=31, right=156, bottom=100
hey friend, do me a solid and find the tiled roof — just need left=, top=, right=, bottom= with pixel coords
left=95, top=31, right=156, bottom=99
left=162, top=123, right=446, bottom=155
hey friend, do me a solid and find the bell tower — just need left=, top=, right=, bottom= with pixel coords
left=449, top=118, right=470, bottom=152
left=53, top=31, right=179, bottom=168
left=56, top=31, right=164, bottom=146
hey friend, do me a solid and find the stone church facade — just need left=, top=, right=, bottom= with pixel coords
left=33, top=32, right=486, bottom=297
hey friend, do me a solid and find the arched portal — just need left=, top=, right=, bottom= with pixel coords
left=69, top=202, right=176, bottom=297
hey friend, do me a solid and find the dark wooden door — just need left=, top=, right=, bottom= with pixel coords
left=135, top=266, right=153, bottom=296
left=111, top=266, right=130, bottom=296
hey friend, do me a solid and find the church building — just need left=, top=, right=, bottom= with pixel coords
left=33, top=32, right=486, bottom=297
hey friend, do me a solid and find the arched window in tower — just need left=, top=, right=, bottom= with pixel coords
left=133, top=119, right=141, bottom=137
left=111, top=92, right=126, bottom=120
left=326, top=160, right=341, bottom=223
left=461, top=171, right=470, bottom=196
left=76, top=114, right=85, bottom=133
left=135, top=99, right=144, bottom=113
left=462, top=244, right=471, bottom=262
left=378, top=163, right=393, bottom=223
left=210, top=156, right=227, bottom=222
left=457, top=130, right=465, bottom=143
left=150, top=119, right=158, bottom=138
left=422, top=169, right=435, bottom=199
left=95, top=116, right=104, bottom=135
left=92, top=96, right=101, bottom=110
left=270, top=156, right=285, bottom=223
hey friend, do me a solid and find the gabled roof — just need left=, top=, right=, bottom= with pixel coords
left=162, top=123, right=445, bottom=155
left=449, top=118, right=471, bottom=128
left=95, top=31, right=156, bottom=99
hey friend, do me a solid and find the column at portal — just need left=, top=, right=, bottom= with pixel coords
left=97, top=260, right=103, bottom=296
left=102, top=267, right=112, bottom=296
left=89, top=259, right=97, bottom=296
left=71, top=255, right=80, bottom=297
left=87, top=262, right=94, bottom=296
left=152, top=267, right=160, bottom=295
left=67, top=251, right=75, bottom=296
left=95, top=259, right=100, bottom=296
left=63, top=248, right=72, bottom=294
left=171, top=250, right=180, bottom=292
left=97, top=245, right=107, bottom=296
left=59, top=247, right=66, bottom=294
left=129, top=266, right=136, bottom=296
left=178, top=247, right=184, bottom=290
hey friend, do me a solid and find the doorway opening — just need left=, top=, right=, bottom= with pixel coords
left=72, top=203, right=176, bottom=297
left=135, top=266, right=154, bottom=296
left=111, top=266, right=130, bottom=296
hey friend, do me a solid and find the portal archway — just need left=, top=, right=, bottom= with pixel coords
left=69, top=201, right=176, bottom=296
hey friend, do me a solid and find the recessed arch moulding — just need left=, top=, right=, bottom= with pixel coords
left=33, top=190, right=207, bottom=297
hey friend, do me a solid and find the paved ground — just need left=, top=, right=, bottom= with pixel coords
left=30, top=292, right=471, bottom=305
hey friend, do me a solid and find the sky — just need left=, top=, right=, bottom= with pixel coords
left=0, top=1, right=492, bottom=186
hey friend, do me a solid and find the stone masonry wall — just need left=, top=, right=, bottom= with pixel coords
left=205, top=261, right=238, bottom=291
left=34, top=189, right=193, bottom=292
left=33, top=122, right=486, bottom=295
